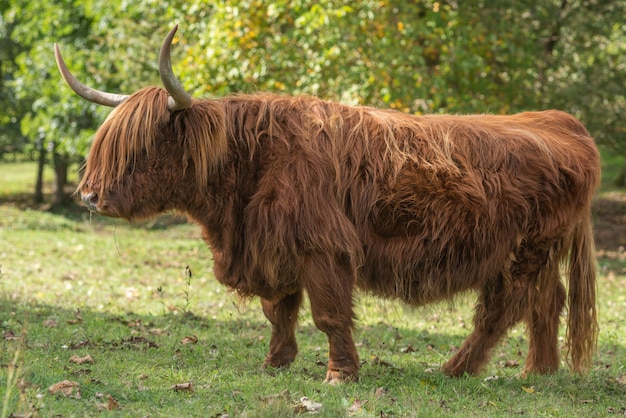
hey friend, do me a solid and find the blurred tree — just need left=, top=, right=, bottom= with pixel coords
left=0, top=13, right=27, bottom=161
left=169, top=0, right=624, bottom=181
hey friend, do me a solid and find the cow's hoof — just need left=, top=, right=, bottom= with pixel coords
left=324, top=369, right=358, bottom=384
left=262, top=351, right=296, bottom=369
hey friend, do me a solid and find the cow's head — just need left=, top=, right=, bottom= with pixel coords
left=55, top=26, right=226, bottom=220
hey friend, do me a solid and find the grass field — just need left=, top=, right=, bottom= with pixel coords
left=1, top=161, right=625, bottom=417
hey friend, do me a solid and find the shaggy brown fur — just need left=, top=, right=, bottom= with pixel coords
left=79, top=87, right=600, bottom=382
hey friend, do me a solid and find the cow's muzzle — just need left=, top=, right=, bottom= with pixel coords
left=82, top=192, right=99, bottom=212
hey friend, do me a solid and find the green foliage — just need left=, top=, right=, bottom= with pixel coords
left=170, top=0, right=626, bottom=135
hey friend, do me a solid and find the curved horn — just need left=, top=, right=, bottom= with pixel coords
left=159, top=25, right=192, bottom=111
left=54, top=44, right=129, bottom=107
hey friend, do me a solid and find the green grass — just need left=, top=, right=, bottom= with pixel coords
left=1, top=161, right=625, bottom=417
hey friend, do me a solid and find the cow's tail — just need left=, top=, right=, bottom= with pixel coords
left=563, top=214, right=598, bottom=373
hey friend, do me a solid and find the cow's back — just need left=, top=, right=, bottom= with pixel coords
left=352, top=109, right=599, bottom=305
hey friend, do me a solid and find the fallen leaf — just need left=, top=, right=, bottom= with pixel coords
left=3, top=330, right=21, bottom=340
left=348, top=399, right=368, bottom=413
left=374, top=387, right=387, bottom=398
left=68, top=340, right=90, bottom=349
left=67, top=310, right=83, bottom=325
left=107, top=394, right=120, bottom=410
left=616, top=374, right=626, bottom=385
left=181, top=335, right=198, bottom=345
left=119, top=336, right=159, bottom=349
left=43, top=318, right=58, bottom=327
left=294, top=396, right=322, bottom=414
left=49, top=380, right=81, bottom=398
left=169, top=382, right=194, bottom=392
left=125, top=318, right=143, bottom=328
left=69, top=354, right=94, bottom=364
left=400, top=344, right=417, bottom=353
left=260, top=389, right=290, bottom=404
left=372, top=356, right=393, bottom=367
left=504, top=360, right=519, bottom=368
left=522, top=386, right=535, bottom=394
left=96, top=394, right=120, bottom=411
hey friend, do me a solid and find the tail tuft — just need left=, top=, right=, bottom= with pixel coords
left=565, top=217, right=598, bottom=373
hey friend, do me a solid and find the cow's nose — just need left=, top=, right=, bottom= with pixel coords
left=82, top=192, right=99, bottom=211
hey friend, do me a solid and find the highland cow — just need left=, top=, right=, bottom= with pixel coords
left=54, top=26, right=600, bottom=383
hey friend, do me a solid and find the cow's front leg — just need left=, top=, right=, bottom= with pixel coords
left=261, top=291, right=303, bottom=369
left=303, top=254, right=359, bottom=383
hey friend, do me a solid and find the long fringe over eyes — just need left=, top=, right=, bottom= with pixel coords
left=78, top=87, right=226, bottom=195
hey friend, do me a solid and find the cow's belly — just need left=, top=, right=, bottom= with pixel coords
left=357, top=235, right=505, bottom=305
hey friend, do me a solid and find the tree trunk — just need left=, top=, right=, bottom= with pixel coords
left=34, top=140, right=46, bottom=204
left=52, top=150, right=71, bottom=207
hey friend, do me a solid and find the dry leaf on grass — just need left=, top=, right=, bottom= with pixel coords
left=97, top=395, right=120, bottom=411
left=68, top=340, right=90, bottom=349
left=180, top=335, right=198, bottom=344
left=67, top=311, right=83, bottom=325
left=169, top=382, right=194, bottom=392
left=43, top=318, right=58, bottom=327
left=107, top=394, right=120, bottom=410
left=2, top=330, right=21, bottom=340
left=348, top=399, right=368, bottom=413
left=69, top=354, right=94, bottom=364
left=617, top=374, right=626, bottom=385
left=503, top=360, right=519, bottom=368
left=260, top=389, right=290, bottom=404
left=371, top=356, right=393, bottom=367
left=400, top=344, right=417, bottom=353
left=49, top=380, right=81, bottom=398
left=294, top=396, right=322, bottom=414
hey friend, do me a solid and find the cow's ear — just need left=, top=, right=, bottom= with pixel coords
left=177, top=101, right=227, bottom=189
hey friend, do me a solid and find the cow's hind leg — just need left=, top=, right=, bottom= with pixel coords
left=261, top=290, right=303, bottom=369
left=443, top=243, right=561, bottom=377
left=303, top=254, right=359, bottom=383
left=442, top=273, right=526, bottom=377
